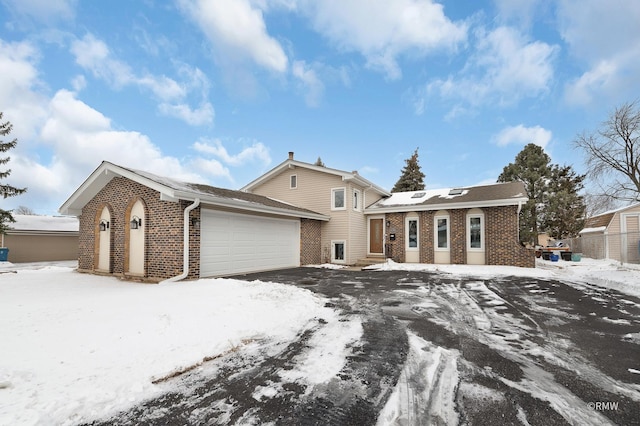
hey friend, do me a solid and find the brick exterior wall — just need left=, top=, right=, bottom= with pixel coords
left=78, top=176, right=324, bottom=280
left=300, top=219, right=322, bottom=265
left=485, top=205, right=535, bottom=268
left=385, top=212, right=405, bottom=263
left=419, top=211, right=435, bottom=263
left=78, top=177, right=200, bottom=281
left=383, top=205, right=534, bottom=268
left=449, top=209, right=467, bottom=264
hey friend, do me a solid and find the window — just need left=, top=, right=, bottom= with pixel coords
left=332, top=188, right=346, bottom=210
left=290, top=174, right=297, bottom=189
left=331, top=240, right=346, bottom=263
left=407, top=219, right=418, bottom=248
left=468, top=215, right=484, bottom=250
left=435, top=216, right=449, bottom=249
left=353, top=189, right=361, bottom=211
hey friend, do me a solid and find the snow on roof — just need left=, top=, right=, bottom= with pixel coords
left=9, top=215, right=79, bottom=232
left=376, top=188, right=469, bottom=206
left=368, top=182, right=527, bottom=212
left=589, top=202, right=640, bottom=218
left=579, top=226, right=607, bottom=234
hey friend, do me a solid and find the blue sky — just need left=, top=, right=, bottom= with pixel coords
left=1, top=0, right=639, bottom=215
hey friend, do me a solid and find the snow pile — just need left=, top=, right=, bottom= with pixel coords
left=537, top=257, right=640, bottom=298
left=377, top=332, right=459, bottom=425
left=304, top=263, right=347, bottom=270
left=367, top=258, right=640, bottom=298
left=0, top=266, right=334, bottom=426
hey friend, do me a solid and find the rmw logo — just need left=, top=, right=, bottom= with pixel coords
left=590, top=401, right=619, bottom=411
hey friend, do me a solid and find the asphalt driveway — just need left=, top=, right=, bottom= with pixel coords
left=87, top=268, right=640, bottom=425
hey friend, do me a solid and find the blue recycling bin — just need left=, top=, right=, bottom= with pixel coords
left=0, top=248, right=8, bottom=262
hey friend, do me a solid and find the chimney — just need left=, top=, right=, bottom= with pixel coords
left=288, top=151, right=294, bottom=160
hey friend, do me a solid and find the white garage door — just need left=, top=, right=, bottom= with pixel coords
left=200, top=209, right=300, bottom=277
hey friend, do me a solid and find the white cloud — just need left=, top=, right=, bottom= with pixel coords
left=292, top=60, right=324, bottom=107
left=564, top=60, right=618, bottom=106
left=4, top=88, right=210, bottom=214
left=178, top=0, right=288, bottom=73
left=158, top=102, right=215, bottom=127
left=1, top=0, right=77, bottom=23
left=192, top=139, right=271, bottom=167
left=0, top=39, right=48, bottom=144
left=558, top=0, right=640, bottom=106
left=299, top=0, right=467, bottom=80
left=38, top=90, right=201, bottom=178
left=70, top=74, right=86, bottom=91
left=492, top=124, right=552, bottom=149
left=417, top=26, right=558, bottom=115
left=493, top=0, right=541, bottom=28
left=191, top=158, right=232, bottom=181
left=71, top=34, right=133, bottom=88
left=70, top=34, right=214, bottom=125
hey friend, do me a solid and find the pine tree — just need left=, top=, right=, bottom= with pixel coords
left=1, top=112, right=27, bottom=235
left=498, top=143, right=586, bottom=244
left=543, top=165, right=586, bottom=239
left=498, top=143, right=551, bottom=244
left=314, top=156, right=325, bottom=167
left=392, top=148, right=425, bottom=192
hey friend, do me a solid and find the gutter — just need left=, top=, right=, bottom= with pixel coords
left=517, top=199, right=523, bottom=243
left=364, top=197, right=529, bottom=214
left=160, top=198, right=200, bottom=284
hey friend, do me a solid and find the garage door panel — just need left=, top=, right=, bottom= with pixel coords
left=200, top=210, right=300, bottom=277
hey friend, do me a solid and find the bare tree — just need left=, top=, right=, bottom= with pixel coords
left=14, top=205, right=35, bottom=215
left=583, top=193, right=621, bottom=217
left=573, top=100, right=640, bottom=202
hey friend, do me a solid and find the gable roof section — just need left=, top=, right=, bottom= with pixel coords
left=59, top=162, right=329, bottom=221
left=240, top=158, right=391, bottom=197
left=581, top=202, right=640, bottom=232
left=365, top=181, right=528, bottom=213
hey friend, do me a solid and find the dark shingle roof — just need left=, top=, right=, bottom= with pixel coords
left=366, top=181, right=527, bottom=211
left=123, top=165, right=327, bottom=219
left=583, top=213, right=615, bottom=229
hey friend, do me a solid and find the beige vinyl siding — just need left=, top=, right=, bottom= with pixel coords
left=250, top=166, right=381, bottom=264
left=4, top=233, right=78, bottom=263
left=601, top=205, right=640, bottom=261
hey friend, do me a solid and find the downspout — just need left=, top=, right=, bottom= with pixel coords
left=517, top=200, right=523, bottom=244
left=161, top=198, right=200, bottom=284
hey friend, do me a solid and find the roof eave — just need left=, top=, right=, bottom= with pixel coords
left=364, top=197, right=528, bottom=214
left=343, top=174, right=391, bottom=197
left=59, top=162, right=179, bottom=216
left=5, top=230, right=79, bottom=236
left=174, top=191, right=330, bottom=221
left=241, top=159, right=390, bottom=196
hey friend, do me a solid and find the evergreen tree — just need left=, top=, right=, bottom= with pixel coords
left=392, top=148, right=425, bottom=192
left=498, top=143, right=551, bottom=245
left=314, top=156, right=325, bottom=167
left=498, top=143, right=586, bottom=244
left=543, top=165, right=586, bottom=239
left=1, top=112, right=27, bottom=235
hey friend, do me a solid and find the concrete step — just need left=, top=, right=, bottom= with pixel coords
left=355, top=257, right=387, bottom=267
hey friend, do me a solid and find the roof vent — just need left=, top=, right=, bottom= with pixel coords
left=411, top=192, right=426, bottom=198
left=448, top=188, right=463, bottom=196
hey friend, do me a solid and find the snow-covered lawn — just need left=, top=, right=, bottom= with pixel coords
left=0, top=263, right=340, bottom=425
left=0, top=257, right=638, bottom=425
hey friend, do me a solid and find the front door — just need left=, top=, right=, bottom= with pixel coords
left=369, top=218, right=384, bottom=254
